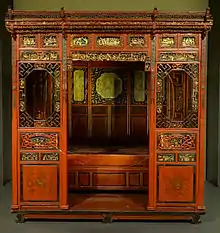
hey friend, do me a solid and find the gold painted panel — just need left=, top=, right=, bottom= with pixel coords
left=134, top=71, right=146, bottom=102
left=96, top=73, right=122, bottom=99
left=181, top=36, right=198, bottom=48
left=42, top=35, right=58, bottom=48
left=157, top=154, right=175, bottom=162
left=73, top=70, right=85, bottom=102
left=178, top=153, right=196, bottom=162
left=128, top=36, right=146, bottom=48
left=159, top=53, right=198, bottom=62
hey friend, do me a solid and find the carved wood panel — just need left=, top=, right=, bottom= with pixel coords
left=157, top=165, right=195, bottom=203
left=21, top=165, right=58, bottom=202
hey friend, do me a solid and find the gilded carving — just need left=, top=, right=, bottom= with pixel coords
left=43, top=35, right=58, bottom=47
left=21, top=152, right=39, bottom=161
left=181, top=37, right=197, bottom=48
left=158, top=133, right=196, bottom=150
left=128, top=36, right=146, bottom=47
left=160, top=37, right=175, bottom=48
left=96, top=37, right=123, bottom=47
left=20, top=133, right=59, bottom=150
left=159, top=53, right=198, bottom=62
left=133, top=71, right=146, bottom=102
left=21, top=35, right=36, bottom=48
left=71, top=52, right=148, bottom=62
left=96, top=73, right=122, bottom=99
left=20, top=51, right=59, bottom=61
left=42, top=153, right=59, bottom=161
left=71, top=36, right=89, bottom=47
left=73, top=70, right=85, bottom=102
left=157, top=154, right=175, bottom=162
left=178, top=153, right=196, bottom=162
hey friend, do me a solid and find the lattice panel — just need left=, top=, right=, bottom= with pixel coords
left=19, top=63, right=61, bottom=127
left=156, top=63, right=199, bottom=128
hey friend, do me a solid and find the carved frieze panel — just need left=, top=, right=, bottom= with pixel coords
left=127, top=35, right=147, bottom=48
left=159, top=35, right=177, bottom=49
left=70, top=35, right=90, bottom=48
left=178, top=153, right=196, bottom=162
left=20, top=133, right=59, bottom=150
left=180, top=35, right=198, bottom=48
left=20, top=35, right=37, bottom=48
left=21, top=152, right=39, bottom=161
left=71, top=52, right=148, bottom=62
left=158, top=52, right=198, bottom=62
left=95, top=36, right=123, bottom=48
left=157, top=133, right=196, bottom=150
left=20, top=51, right=59, bottom=61
left=41, top=35, right=59, bottom=48
left=157, top=154, right=175, bottom=162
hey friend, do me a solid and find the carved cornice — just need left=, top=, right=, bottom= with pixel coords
left=5, top=8, right=213, bottom=35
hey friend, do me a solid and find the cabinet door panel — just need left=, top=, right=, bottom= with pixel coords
left=22, top=165, right=58, bottom=202
left=157, top=165, right=195, bottom=203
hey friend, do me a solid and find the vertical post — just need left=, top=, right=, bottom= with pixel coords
left=148, top=36, right=156, bottom=210
left=0, top=39, right=3, bottom=186
left=59, top=35, right=68, bottom=209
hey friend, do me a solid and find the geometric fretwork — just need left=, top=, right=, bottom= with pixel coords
left=156, top=63, right=199, bottom=128
left=19, top=63, right=60, bottom=128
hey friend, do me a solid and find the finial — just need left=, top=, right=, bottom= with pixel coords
left=60, top=7, right=65, bottom=19
left=204, top=7, right=211, bottom=22
left=8, top=5, right=13, bottom=19
left=152, top=7, right=158, bottom=21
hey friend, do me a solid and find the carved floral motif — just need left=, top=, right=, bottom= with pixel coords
left=42, top=153, right=59, bottom=161
left=20, top=133, right=59, bottom=150
left=71, top=52, right=148, bottom=62
left=96, top=37, right=123, bottom=47
left=159, top=53, right=198, bottom=62
left=178, top=153, right=196, bottom=162
left=181, top=36, right=197, bottom=48
left=159, top=37, right=176, bottom=48
left=21, top=35, right=36, bottom=48
left=21, top=152, right=39, bottom=161
left=128, top=36, right=146, bottom=48
left=158, top=133, right=196, bottom=150
left=42, top=35, right=58, bottom=47
left=20, top=51, right=59, bottom=61
left=157, top=154, right=175, bottom=162
left=71, top=36, right=89, bottom=47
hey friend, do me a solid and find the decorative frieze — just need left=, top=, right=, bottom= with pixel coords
left=159, top=52, right=198, bottom=62
left=20, top=51, right=59, bottom=61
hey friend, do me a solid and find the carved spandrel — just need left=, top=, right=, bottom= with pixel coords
left=159, top=53, right=198, bottom=62
left=96, top=37, right=123, bottom=47
left=158, top=133, right=196, bottom=150
left=128, top=36, right=146, bottom=48
left=159, top=37, right=176, bottom=48
left=21, top=35, right=36, bottom=48
left=42, top=35, right=58, bottom=48
left=178, top=153, right=196, bottom=162
left=71, top=36, right=89, bottom=47
left=20, top=51, right=59, bottom=61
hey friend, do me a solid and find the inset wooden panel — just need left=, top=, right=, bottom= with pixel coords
left=112, top=115, right=127, bottom=139
left=68, top=173, right=76, bottom=187
left=131, top=117, right=147, bottom=137
left=79, top=173, right=90, bottom=186
left=72, top=116, right=88, bottom=139
left=157, top=165, right=195, bottom=203
left=93, top=173, right=125, bottom=186
left=179, top=35, right=199, bottom=48
left=92, top=116, right=108, bottom=138
left=20, top=35, right=37, bottom=48
left=129, top=173, right=140, bottom=186
left=143, top=173, right=148, bottom=186
left=158, top=35, right=177, bottom=49
left=22, top=165, right=58, bottom=202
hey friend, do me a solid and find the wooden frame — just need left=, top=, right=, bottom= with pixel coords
left=5, top=7, right=213, bottom=223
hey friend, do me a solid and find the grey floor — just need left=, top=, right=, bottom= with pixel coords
left=0, top=182, right=220, bottom=233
